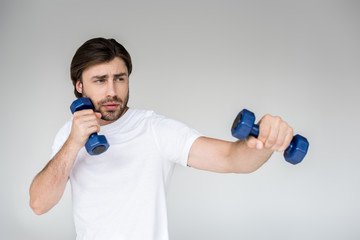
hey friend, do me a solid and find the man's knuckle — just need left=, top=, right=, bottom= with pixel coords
left=264, top=114, right=272, bottom=120
left=73, top=116, right=81, bottom=123
left=267, top=136, right=276, bottom=145
left=259, top=128, right=270, bottom=139
left=280, top=121, right=288, bottom=128
left=289, top=127, right=294, bottom=135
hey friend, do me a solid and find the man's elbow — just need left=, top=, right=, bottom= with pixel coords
left=32, top=207, right=45, bottom=216
left=29, top=198, right=50, bottom=215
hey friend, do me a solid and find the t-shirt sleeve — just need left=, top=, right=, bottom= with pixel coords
left=49, top=120, right=72, bottom=160
left=151, top=115, right=202, bottom=167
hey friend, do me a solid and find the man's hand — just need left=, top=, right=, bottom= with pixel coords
left=68, top=109, right=102, bottom=150
left=245, top=114, right=294, bottom=153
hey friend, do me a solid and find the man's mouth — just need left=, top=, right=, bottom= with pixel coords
left=102, top=102, right=120, bottom=111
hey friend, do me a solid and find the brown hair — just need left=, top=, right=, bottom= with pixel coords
left=70, top=37, right=132, bottom=98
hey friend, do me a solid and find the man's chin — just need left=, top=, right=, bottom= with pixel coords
left=100, top=107, right=128, bottom=122
left=100, top=112, right=121, bottom=122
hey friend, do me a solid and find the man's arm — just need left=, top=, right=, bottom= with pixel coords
left=29, top=110, right=101, bottom=215
left=187, top=114, right=293, bottom=173
left=29, top=139, right=81, bottom=215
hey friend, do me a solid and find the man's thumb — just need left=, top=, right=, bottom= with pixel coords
left=95, top=112, right=102, bottom=119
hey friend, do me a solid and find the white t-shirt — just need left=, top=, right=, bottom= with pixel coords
left=51, top=108, right=201, bottom=240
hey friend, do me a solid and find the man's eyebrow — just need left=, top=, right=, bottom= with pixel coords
left=113, top=73, right=128, bottom=78
left=91, top=75, right=108, bottom=80
left=90, top=73, right=127, bottom=80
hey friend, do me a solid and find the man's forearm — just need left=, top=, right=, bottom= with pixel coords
left=29, top=138, right=80, bottom=215
left=228, top=140, right=273, bottom=173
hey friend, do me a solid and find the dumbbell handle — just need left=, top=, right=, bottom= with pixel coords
left=248, top=124, right=260, bottom=138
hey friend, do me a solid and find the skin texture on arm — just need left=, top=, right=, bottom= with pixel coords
left=29, top=110, right=102, bottom=215
left=29, top=139, right=81, bottom=215
left=188, top=137, right=273, bottom=173
left=187, top=114, right=293, bottom=173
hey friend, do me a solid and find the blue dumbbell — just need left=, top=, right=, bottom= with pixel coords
left=70, top=98, right=109, bottom=155
left=231, top=109, right=309, bottom=165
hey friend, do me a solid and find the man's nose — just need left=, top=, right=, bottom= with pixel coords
left=106, top=81, right=116, bottom=96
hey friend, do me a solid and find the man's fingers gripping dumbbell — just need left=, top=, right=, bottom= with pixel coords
left=71, top=110, right=102, bottom=144
left=277, top=125, right=293, bottom=152
left=256, top=114, right=274, bottom=149
left=246, top=137, right=264, bottom=150
left=257, top=115, right=293, bottom=152
left=269, top=120, right=293, bottom=152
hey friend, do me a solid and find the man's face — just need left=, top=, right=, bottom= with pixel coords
left=76, top=57, right=129, bottom=125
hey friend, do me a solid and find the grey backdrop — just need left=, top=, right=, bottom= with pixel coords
left=1, top=0, right=359, bottom=239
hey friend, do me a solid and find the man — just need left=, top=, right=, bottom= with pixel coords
left=29, top=37, right=294, bottom=240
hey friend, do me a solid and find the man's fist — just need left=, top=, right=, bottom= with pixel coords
left=246, top=114, right=293, bottom=152
left=68, top=109, right=102, bottom=150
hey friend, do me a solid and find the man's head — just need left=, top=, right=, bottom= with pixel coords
left=70, top=38, right=132, bottom=124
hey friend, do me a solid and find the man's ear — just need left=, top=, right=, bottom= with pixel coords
left=76, top=80, right=83, bottom=94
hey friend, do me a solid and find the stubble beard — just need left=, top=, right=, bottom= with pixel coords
left=83, top=90, right=129, bottom=122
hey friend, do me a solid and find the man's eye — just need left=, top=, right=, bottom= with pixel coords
left=95, top=79, right=105, bottom=83
left=116, top=78, right=124, bottom=81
